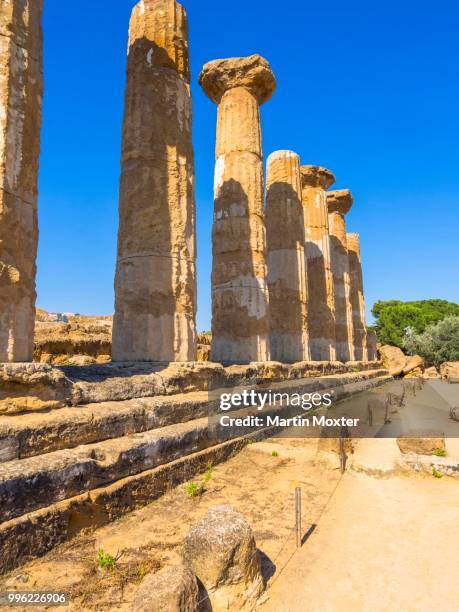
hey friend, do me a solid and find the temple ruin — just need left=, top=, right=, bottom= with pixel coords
left=112, top=0, right=197, bottom=362
left=266, top=150, right=310, bottom=362
left=0, top=0, right=43, bottom=362
left=0, top=0, right=393, bottom=583
left=199, top=54, right=275, bottom=364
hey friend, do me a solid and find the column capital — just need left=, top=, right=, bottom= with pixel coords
left=199, top=54, right=276, bottom=105
left=300, top=165, right=335, bottom=190
left=327, top=189, right=354, bottom=215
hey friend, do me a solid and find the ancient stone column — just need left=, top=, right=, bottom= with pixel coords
left=113, top=0, right=197, bottom=362
left=347, top=233, right=369, bottom=361
left=300, top=166, right=336, bottom=361
left=0, top=0, right=43, bottom=362
left=327, top=189, right=355, bottom=363
left=199, top=55, right=276, bottom=363
left=266, top=150, right=310, bottom=362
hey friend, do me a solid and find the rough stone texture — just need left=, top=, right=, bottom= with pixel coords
left=440, top=362, right=459, bottom=380
left=132, top=564, right=199, bottom=612
left=327, top=189, right=354, bottom=363
left=0, top=0, right=43, bottom=362
left=300, top=165, right=336, bottom=361
left=34, top=316, right=112, bottom=364
left=0, top=368, right=388, bottom=461
left=0, top=363, right=72, bottom=415
left=378, top=345, right=406, bottom=376
left=0, top=359, right=384, bottom=414
left=199, top=55, right=275, bottom=364
left=112, top=0, right=197, bottom=362
left=379, top=344, right=424, bottom=377
left=182, top=505, right=264, bottom=611
left=397, top=430, right=446, bottom=455
left=347, top=233, right=368, bottom=361
left=402, top=355, right=424, bottom=375
left=366, top=330, right=378, bottom=361
left=266, top=151, right=309, bottom=362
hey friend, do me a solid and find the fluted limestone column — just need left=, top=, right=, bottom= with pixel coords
left=300, top=166, right=336, bottom=361
left=347, top=233, right=368, bottom=361
left=327, top=189, right=354, bottom=363
left=113, top=0, right=197, bottom=362
left=367, top=330, right=378, bottom=361
left=0, top=0, right=43, bottom=362
left=199, top=55, right=276, bottom=363
left=266, top=151, right=309, bottom=362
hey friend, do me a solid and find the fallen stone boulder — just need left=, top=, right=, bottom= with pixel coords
left=397, top=430, right=446, bottom=455
left=182, top=505, right=264, bottom=611
left=132, top=564, right=199, bottom=612
left=402, top=355, right=424, bottom=375
left=378, top=345, right=407, bottom=376
left=440, top=362, right=459, bottom=380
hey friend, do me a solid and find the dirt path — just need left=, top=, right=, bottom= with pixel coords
left=261, top=468, right=459, bottom=612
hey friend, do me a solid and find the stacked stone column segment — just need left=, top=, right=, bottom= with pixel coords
left=113, top=0, right=197, bottom=362
left=199, top=55, right=275, bottom=363
left=0, top=0, right=43, bottom=362
left=300, top=165, right=336, bottom=361
left=347, top=232, right=369, bottom=361
left=327, top=189, right=355, bottom=362
left=266, top=150, right=310, bottom=362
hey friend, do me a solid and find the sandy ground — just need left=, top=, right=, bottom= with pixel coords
left=261, top=447, right=459, bottom=612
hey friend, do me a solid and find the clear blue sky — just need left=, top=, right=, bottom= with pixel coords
left=38, top=0, right=459, bottom=330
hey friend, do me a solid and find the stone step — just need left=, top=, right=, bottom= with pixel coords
left=0, top=373, right=391, bottom=524
left=0, top=369, right=388, bottom=462
left=0, top=360, right=383, bottom=414
left=0, top=432, right=257, bottom=575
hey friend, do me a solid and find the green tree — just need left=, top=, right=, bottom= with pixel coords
left=371, top=300, right=459, bottom=349
left=403, top=316, right=459, bottom=366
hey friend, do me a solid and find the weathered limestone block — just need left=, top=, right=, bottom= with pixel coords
left=300, top=165, right=336, bottom=361
left=266, top=151, right=309, bottom=362
left=397, top=430, right=446, bottom=455
left=327, top=189, right=354, bottom=363
left=182, top=505, right=264, bottom=611
left=113, top=0, right=197, bottom=362
left=0, top=363, right=72, bottom=414
left=0, top=0, right=43, bottom=362
left=133, top=565, right=199, bottom=612
left=347, top=233, right=368, bottom=361
left=199, top=55, right=276, bottom=364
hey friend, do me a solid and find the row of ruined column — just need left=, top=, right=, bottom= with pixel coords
left=0, top=0, right=377, bottom=365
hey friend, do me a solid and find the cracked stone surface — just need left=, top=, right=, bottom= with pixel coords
left=113, top=0, right=197, bottom=362
left=300, top=165, right=336, bottom=361
left=199, top=55, right=276, bottom=364
left=266, top=150, right=310, bottom=363
left=328, top=189, right=354, bottom=363
left=347, top=232, right=368, bottom=361
left=0, top=0, right=43, bottom=362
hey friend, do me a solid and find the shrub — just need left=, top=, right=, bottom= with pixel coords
left=371, top=300, right=459, bottom=349
left=403, top=316, right=459, bottom=366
